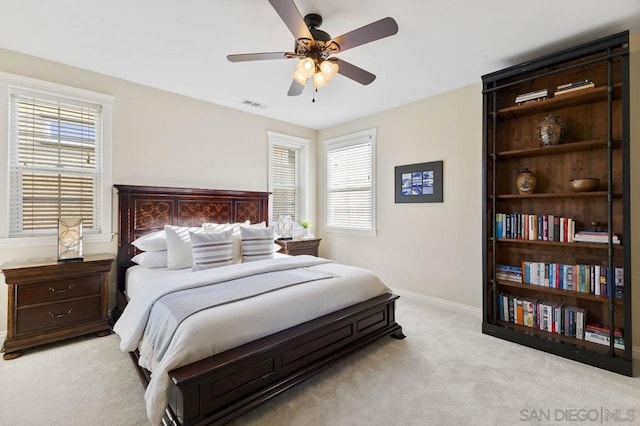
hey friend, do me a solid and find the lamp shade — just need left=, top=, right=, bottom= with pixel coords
left=319, top=60, right=339, bottom=81
left=292, top=70, right=307, bottom=85
left=313, top=72, right=329, bottom=88
left=297, top=58, right=316, bottom=78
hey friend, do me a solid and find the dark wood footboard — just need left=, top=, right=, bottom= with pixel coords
left=131, top=293, right=403, bottom=425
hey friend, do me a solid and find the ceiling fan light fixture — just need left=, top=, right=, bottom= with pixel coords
left=313, top=72, right=329, bottom=89
left=297, top=58, right=316, bottom=78
left=319, top=60, right=339, bottom=81
left=292, top=70, right=307, bottom=85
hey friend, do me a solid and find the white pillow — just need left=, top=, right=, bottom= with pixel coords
left=131, top=230, right=167, bottom=252
left=131, top=251, right=168, bottom=268
left=240, top=227, right=275, bottom=262
left=165, top=225, right=203, bottom=269
left=190, top=230, right=234, bottom=271
left=202, top=222, right=247, bottom=264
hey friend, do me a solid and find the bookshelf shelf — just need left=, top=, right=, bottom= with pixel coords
left=493, top=279, right=624, bottom=305
left=496, top=84, right=622, bottom=118
left=496, top=139, right=621, bottom=159
left=492, top=238, right=623, bottom=251
left=482, top=32, right=632, bottom=376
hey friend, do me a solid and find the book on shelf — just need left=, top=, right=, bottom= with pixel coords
left=554, top=79, right=595, bottom=96
left=574, top=230, right=620, bottom=245
left=515, top=88, right=548, bottom=104
left=584, top=324, right=625, bottom=350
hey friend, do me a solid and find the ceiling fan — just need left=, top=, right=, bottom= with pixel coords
left=227, top=0, right=399, bottom=97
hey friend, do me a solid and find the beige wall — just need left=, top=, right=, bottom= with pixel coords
left=317, top=84, right=482, bottom=309
left=0, top=49, right=317, bottom=334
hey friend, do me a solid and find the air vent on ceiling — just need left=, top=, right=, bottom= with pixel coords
left=241, top=99, right=269, bottom=109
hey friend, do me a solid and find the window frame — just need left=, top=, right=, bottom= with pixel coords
left=267, top=131, right=310, bottom=225
left=0, top=71, right=113, bottom=248
left=323, top=128, right=377, bottom=236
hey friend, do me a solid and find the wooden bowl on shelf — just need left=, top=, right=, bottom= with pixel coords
left=569, top=178, right=600, bottom=192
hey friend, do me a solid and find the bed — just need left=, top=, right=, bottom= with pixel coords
left=112, top=184, right=405, bottom=425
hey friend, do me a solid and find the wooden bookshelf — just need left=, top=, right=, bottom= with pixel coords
left=482, top=31, right=632, bottom=376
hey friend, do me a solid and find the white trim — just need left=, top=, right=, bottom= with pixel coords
left=0, top=331, right=5, bottom=349
left=390, top=286, right=482, bottom=317
left=322, top=128, right=377, bottom=237
left=0, top=71, right=114, bottom=241
left=267, top=131, right=310, bottom=223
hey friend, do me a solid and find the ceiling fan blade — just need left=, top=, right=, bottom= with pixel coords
left=227, top=52, right=294, bottom=62
left=335, top=59, right=376, bottom=85
left=287, top=79, right=305, bottom=96
left=331, top=17, right=398, bottom=52
left=268, top=0, right=313, bottom=41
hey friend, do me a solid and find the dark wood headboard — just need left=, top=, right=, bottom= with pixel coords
left=115, top=185, right=270, bottom=295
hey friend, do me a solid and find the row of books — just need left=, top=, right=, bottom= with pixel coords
left=496, top=264, right=522, bottom=282
left=497, top=293, right=586, bottom=339
left=514, top=80, right=595, bottom=105
left=518, top=262, right=624, bottom=297
left=495, top=213, right=576, bottom=242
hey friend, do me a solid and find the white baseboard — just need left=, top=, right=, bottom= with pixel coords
left=389, top=286, right=482, bottom=317
left=0, top=331, right=6, bottom=350
left=389, top=287, right=640, bottom=360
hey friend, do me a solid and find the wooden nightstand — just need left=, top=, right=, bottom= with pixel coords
left=1, top=253, right=113, bottom=360
left=275, top=238, right=321, bottom=256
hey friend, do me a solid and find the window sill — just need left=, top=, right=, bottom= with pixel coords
left=0, top=233, right=114, bottom=248
left=324, top=227, right=377, bottom=237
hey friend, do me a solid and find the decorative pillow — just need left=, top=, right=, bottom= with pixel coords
left=202, top=222, right=248, bottom=263
left=240, top=227, right=275, bottom=262
left=131, top=251, right=168, bottom=268
left=165, top=225, right=203, bottom=269
left=190, top=230, right=234, bottom=271
left=131, top=230, right=167, bottom=252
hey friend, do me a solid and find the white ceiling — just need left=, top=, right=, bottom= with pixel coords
left=1, top=1, right=639, bottom=130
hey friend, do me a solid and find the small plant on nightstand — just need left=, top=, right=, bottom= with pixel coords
left=300, top=220, right=312, bottom=237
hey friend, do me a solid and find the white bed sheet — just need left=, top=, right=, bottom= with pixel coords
left=116, top=255, right=390, bottom=425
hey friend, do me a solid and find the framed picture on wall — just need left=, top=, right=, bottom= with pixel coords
left=395, top=160, right=443, bottom=203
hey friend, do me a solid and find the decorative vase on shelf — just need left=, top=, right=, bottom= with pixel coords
left=537, top=114, right=566, bottom=146
left=516, top=168, right=537, bottom=194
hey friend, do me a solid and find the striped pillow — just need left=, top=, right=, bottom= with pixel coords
left=190, top=230, right=234, bottom=271
left=240, top=227, right=275, bottom=262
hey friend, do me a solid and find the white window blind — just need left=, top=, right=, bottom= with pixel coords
left=271, top=144, right=301, bottom=222
left=9, top=90, right=102, bottom=236
left=325, top=129, right=375, bottom=232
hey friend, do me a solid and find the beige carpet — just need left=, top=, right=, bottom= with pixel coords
left=1, top=296, right=639, bottom=426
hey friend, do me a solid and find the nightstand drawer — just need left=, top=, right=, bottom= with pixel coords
left=16, top=296, right=102, bottom=335
left=17, top=275, right=102, bottom=306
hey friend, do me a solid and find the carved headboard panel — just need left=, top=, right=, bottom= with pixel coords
left=115, top=185, right=270, bottom=294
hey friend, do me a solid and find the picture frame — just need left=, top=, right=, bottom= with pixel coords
left=395, top=160, right=443, bottom=203
left=57, top=217, right=84, bottom=262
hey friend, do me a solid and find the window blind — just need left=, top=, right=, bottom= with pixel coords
left=326, top=138, right=373, bottom=231
left=9, top=91, right=102, bottom=236
left=271, top=144, right=300, bottom=222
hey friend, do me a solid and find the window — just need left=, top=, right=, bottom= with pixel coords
left=267, top=131, right=309, bottom=223
left=1, top=72, right=113, bottom=245
left=324, top=128, right=376, bottom=234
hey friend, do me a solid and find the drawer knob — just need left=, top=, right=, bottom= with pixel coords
left=49, top=284, right=74, bottom=293
left=48, top=308, right=73, bottom=318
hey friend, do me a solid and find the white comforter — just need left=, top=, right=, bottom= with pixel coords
left=113, top=255, right=390, bottom=425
